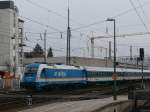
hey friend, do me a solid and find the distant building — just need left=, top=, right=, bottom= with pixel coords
left=0, top=1, right=24, bottom=78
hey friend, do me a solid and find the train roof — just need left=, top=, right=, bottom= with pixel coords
left=26, top=63, right=150, bottom=72
left=53, top=65, right=82, bottom=69
left=39, top=64, right=83, bottom=70
left=85, top=66, right=150, bottom=72
left=26, top=63, right=41, bottom=68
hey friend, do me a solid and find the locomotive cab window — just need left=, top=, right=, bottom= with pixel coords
left=24, top=67, right=38, bottom=74
left=40, top=68, right=47, bottom=78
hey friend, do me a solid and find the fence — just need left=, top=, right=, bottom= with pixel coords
left=0, top=78, right=20, bottom=90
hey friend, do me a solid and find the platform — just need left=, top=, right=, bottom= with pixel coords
left=18, top=95, right=129, bottom=112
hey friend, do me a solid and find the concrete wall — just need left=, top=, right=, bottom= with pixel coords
left=93, top=100, right=133, bottom=112
left=70, top=57, right=113, bottom=67
left=94, top=100, right=147, bottom=112
left=23, top=57, right=113, bottom=67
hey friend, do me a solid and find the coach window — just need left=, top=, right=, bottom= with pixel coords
left=102, top=72, right=104, bottom=77
left=109, top=72, right=111, bottom=76
left=136, top=72, right=138, bottom=76
left=92, top=72, right=94, bottom=76
left=90, top=72, right=92, bottom=76
left=94, top=72, right=96, bottom=77
left=87, top=72, right=89, bottom=77
left=94, top=72, right=96, bottom=76
left=96, top=72, right=98, bottom=77
left=103, top=72, right=105, bottom=77
left=104, top=72, right=106, bottom=76
left=100, top=72, right=103, bottom=77
left=88, top=72, right=90, bottom=77
left=104, top=72, right=106, bottom=77
left=107, top=72, right=109, bottom=77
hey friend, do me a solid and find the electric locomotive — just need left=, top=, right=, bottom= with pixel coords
left=21, top=63, right=86, bottom=89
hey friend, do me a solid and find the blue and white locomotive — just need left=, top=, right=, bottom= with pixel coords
left=21, top=63, right=86, bottom=89
left=21, top=63, right=150, bottom=89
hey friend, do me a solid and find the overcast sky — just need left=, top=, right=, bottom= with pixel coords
left=11, top=0, right=150, bottom=58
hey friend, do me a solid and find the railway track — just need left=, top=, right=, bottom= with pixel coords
left=0, top=84, right=129, bottom=112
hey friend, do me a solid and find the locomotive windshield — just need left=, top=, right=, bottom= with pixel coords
left=24, top=67, right=38, bottom=74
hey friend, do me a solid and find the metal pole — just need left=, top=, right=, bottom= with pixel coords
left=106, top=18, right=117, bottom=100
left=130, top=46, right=133, bottom=60
left=141, top=60, right=144, bottom=89
left=91, top=38, right=94, bottom=58
left=66, top=30, right=69, bottom=65
left=105, top=48, right=108, bottom=67
left=66, top=7, right=71, bottom=65
left=44, top=30, right=47, bottom=63
left=113, top=19, right=117, bottom=100
left=68, top=8, right=71, bottom=65
left=109, top=41, right=111, bottom=59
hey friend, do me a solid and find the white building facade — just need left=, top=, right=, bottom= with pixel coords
left=0, top=1, right=24, bottom=78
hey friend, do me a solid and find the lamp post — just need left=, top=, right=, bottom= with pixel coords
left=106, top=18, right=117, bottom=100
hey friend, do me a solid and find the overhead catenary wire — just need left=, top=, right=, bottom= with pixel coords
left=21, top=1, right=150, bottom=34
left=21, top=16, right=62, bottom=32
left=136, top=0, right=150, bottom=24
left=23, top=0, right=84, bottom=26
left=18, top=0, right=150, bottom=57
left=24, top=23, right=146, bottom=36
left=71, top=0, right=150, bottom=31
left=129, top=0, right=149, bottom=32
left=22, top=0, right=105, bottom=34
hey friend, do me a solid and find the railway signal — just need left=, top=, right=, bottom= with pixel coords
left=139, top=48, right=145, bottom=89
left=139, top=48, right=144, bottom=61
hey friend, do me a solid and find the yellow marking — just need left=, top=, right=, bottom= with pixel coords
left=112, top=73, right=117, bottom=80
